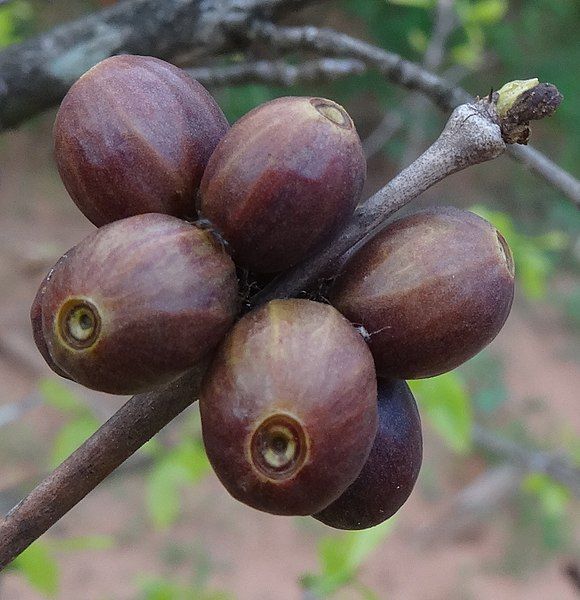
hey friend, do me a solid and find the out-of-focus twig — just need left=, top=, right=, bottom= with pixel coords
left=188, top=57, right=366, bottom=87
left=419, top=464, right=523, bottom=546
left=403, top=0, right=457, bottom=164
left=363, top=112, right=403, bottom=161
left=249, top=21, right=469, bottom=108
left=250, top=22, right=580, bottom=205
left=472, top=425, right=580, bottom=496
left=420, top=425, right=580, bottom=546
left=508, top=144, right=580, bottom=206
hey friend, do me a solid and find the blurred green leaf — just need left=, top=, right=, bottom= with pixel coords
left=519, top=471, right=573, bottom=554
left=42, top=378, right=101, bottom=469
left=50, top=416, right=99, bottom=468
left=145, top=438, right=210, bottom=528
left=0, top=13, right=12, bottom=46
left=460, top=352, right=507, bottom=414
left=146, top=460, right=190, bottom=528
left=217, top=84, right=281, bottom=123
left=39, top=378, right=91, bottom=417
left=137, top=575, right=232, bottom=600
left=355, top=584, right=381, bottom=600
left=407, top=27, right=428, bottom=53
left=387, top=0, right=434, bottom=8
left=11, top=541, right=59, bottom=598
left=522, top=473, right=571, bottom=518
left=457, top=0, right=507, bottom=24
left=0, top=0, right=33, bottom=48
left=170, top=438, right=212, bottom=481
left=52, top=535, right=115, bottom=552
left=139, top=577, right=188, bottom=600
left=451, top=23, right=485, bottom=68
left=343, top=0, right=431, bottom=62
left=302, top=520, right=394, bottom=597
left=323, top=521, right=394, bottom=574
left=409, top=373, right=473, bottom=453
left=140, top=437, right=165, bottom=457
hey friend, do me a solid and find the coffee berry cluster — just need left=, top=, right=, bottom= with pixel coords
left=32, top=55, right=515, bottom=530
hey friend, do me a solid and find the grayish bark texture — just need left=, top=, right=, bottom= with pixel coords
left=0, top=0, right=306, bottom=130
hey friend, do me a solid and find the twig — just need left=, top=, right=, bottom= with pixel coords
left=472, top=425, right=580, bottom=496
left=0, top=366, right=205, bottom=570
left=0, top=0, right=311, bottom=131
left=250, top=22, right=579, bottom=205
left=188, top=57, right=366, bottom=87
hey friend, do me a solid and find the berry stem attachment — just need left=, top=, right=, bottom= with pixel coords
left=250, top=99, right=505, bottom=305
left=249, top=81, right=562, bottom=306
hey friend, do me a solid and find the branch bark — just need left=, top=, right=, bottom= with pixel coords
left=249, top=23, right=579, bottom=205
left=0, top=366, right=205, bottom=570
left=0, top=0, right=307, bottom=131
left=188, top=57, right=366, bottom=87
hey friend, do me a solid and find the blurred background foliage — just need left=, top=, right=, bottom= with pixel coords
left=0, top=0, right=578, bottom=598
